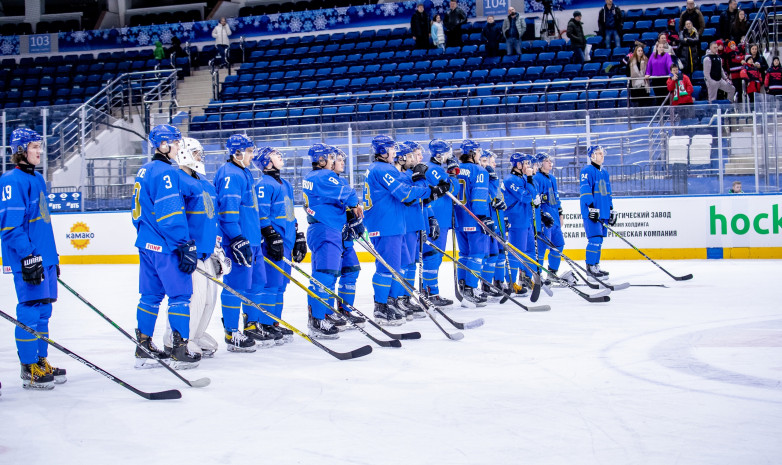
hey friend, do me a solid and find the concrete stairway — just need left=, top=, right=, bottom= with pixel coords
left=175, top=68, right=228, bottom=117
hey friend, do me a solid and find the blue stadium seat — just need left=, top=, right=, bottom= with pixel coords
left=653, top=19, right=668, bottom=29
left=586, top=36, right=604, bottom=47
left=519, top=53, right=537, bottom=67
left=530, top=40, right=548, bottom=53
left=435, top=72, right=453, bottom=86
left=561, top=64, right=582, bottom=79
left=622, top=33, right=640, bottom=46
left=488, top=68, right=507, bottom=83
left=525, top=66, right=543, bottom=81
left=624, top=9, right=643, bottom=20
left=406, top=101, right=426, bottom=119
left=542, top=65, right=563, bottom=79
left=452, top=70, right=471, bottom=85
left=506, top=67, right=525, bottom=81
left=592, top=49, right=611, bottom=62
left=598, top=90, right=619, bottom=108
left=640, top=32, right=658, bottom=44
left=557, top=92, right=579, bottom=111
left=470, top=69, right=489, bottom=84
left=555, top=51, right=574, bottom=65
left=538, top=52, right=555, bottom=63
left=520, top=94, right=539, bottom=112
left=465, top=56, right=484, bottom=70
left=431, top=59, right=448, bottom=71
left=500, top=55, right=520, bottom=67
left=413, top=60, right=431, bottom=72
left=383, top=75, right=401, bottom=89
left=643, top=7, right=661, bottom=19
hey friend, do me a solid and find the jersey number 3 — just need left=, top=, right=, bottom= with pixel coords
left=132, top=182, right=142, bottom=220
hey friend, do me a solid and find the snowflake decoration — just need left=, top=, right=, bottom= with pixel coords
left=71, top=31, right=88, bottom=43
left=313, top=15, right=327, bottom=30
left=0, top=39, right=15, bottom=55
left=227, top=18, right=240, bottom=29
left=137, top=30, right=150, bottom=46
left=181, top=22, right=194, bottom=31
left=268, top=13, right=281, bottom=22
left=328, top=17, right=338, bottom=26
left=303, top=20, right=313, bottom=31
left=335, top=7, right=349, bottom=15
left=160, top=28, right=173, bottom=44
left=289, top=17, right=303, bottom=32
left=357, top=8, right=365, bottom=17
left=343, top=15, right=351, bottom=24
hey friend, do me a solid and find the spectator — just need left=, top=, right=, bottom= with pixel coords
left=657, top=32, right=675, bottom=56
left=703, top=41, right=736, bottom=102
left=444, top=0, right=467, bottom=47
left=667, top=63, right=695, bottom=105
left=211, top=17, right=232, bottom=68
left=483, top=16, right=504, bottom=57
left=744, top=43, right=768, bottom=76
left=167, top=36, right=183, bottom=60
left=646, top=42, right=674, bottom=105
left=153, top=41, right=165, bottom=60
left=666, top=19, right=681, bottom=52
left=725, top=40, right=745, bottom=101
left=679, top=20, right=700, bottom=75
left=598, top=0, right=623, bottom=51
left=432, top=14, right=446, bottom=51
left=679, top=0, right=705, bottom=36
left=764, top=56, right=782, bottom=95
left=719, top=0, right=739, bottom=41
left=567, top=11, right=586, bottom=64
left=411, top=3, right=431, bottom=50
left=502, top=6, right=525, bottom=56
left=728, top=180, right=744, bottom=193
left=740, top=57, right=763, bottom=103
left=627, top=44, right=652, bottom=106
left=730, top=9, right=749, bottom=43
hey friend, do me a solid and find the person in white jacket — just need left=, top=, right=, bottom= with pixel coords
left=212, top=17, right=232, bottom=68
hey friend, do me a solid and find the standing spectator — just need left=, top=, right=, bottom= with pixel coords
left=679, top=0, right=705, bottom=36
left=483, top=16, right=504, bottom=57
left=731, top=9, right=749, bottom=43
left=411, top=3, right=431, bottom=50
left=646, top=42, right=674, bottom=105
left=679, top=20, right=701, bottom=75
left=444, top=0, right=467, bottom=48
left=211, top=17, right=232, bottom=68
left=725, top=40, right=745, bottom=101
left=567, top=11, right=586, bottom=64
left=627, top=44, right=652, bottom=106
left=667, top=63, right=695, bottom=105
left=666, top=19, right=681, bottom=52
left=719, top=0, right=739, bottom=41
left=703, top=41, right=736, bottom=102
left=740, top=57, right=763, bottom=103
left=431, top=14, right=446, bottom=51
left=167, top=36, right=184, bottom=60
left=598, top=0, right=623, bottom=51
left=657, top=32, right=675, bottom=56
left=153, top=40, right=165, bottom=60
left=764, top=56, right=782, bottom=95
left=502, top=6, right=525, bottom=56
left=745, top=43, right=768, bottom=75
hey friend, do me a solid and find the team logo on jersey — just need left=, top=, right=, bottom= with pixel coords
left=598, top=180, right=608, bottom=196
left=202, top=191, right=215, bottom=219
left=368, top=231, right=380, bottom=237
left=39, top=192, right=51, bottom=223
left=66, top=222, right=94, bottom=250
left=145, top=243, right=162, bottom=252
left=284, top=197, right=295, bottom=221
left=463, top=227, right=477, bottom=232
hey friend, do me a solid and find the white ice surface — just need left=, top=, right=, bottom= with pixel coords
left=0, top=259, right=781, bottom=464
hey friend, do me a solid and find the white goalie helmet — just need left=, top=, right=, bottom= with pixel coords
left=178, top=137, right=206, bottom=175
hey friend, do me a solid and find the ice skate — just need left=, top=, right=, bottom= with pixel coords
left=134, top=329, right=169, bottom=369
left=243, top=314, right=276, bottom=348
left=460, top=285, right=488, bottom=308
left=374, top=302, right=405, bottom=326
left=170, top=331, right=201, bottom=370
left=273, top=322, right=294, bottom=343
left=387, top=297, right=410, bottom=321
left=325, top=312, right=348, bottom=331
left=21, top=362, right=55, bottom=390
left=308, top=315, right=340, bottom=339
left=339, top=309, right=366, bottom=328
left=261, top=324, right=285, bottom=345
left=225, top=329, right=256, bottom=353
left=37, top=357, right=66, bottom=384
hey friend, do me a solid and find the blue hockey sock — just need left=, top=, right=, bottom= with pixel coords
left=274, top=290, right=285, bottom=319
left=338, top=270, right=359, bottom=308
left=308, top=271, right=336, bottom=319
left=167, top=295, right=191, bottom=339
left=586, top=236, right=603, bottom=266
left=481, top=254, right=497, bottom=283
left=242, top=291, right=262, bottom=325
left=372, top=272, right=393, bottom=304
left=421, top=250, right=442, bottom=295
left=463, top=255, right=483, bottom=288
left=15, top=302, right=42, bottom=364
left=404, top=264, right=416, bottom=294
left=256, top=289, right=277, bottom=325
left=136, top=294, right=163, bottom=337
left=220, top=290, right=242, bottom=331
left=36, top=302, right=52, bottom=358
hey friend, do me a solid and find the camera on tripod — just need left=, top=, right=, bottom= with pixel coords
left=542, top=0, right=553, bottom=13
left=539, top=0, right=560, bottom=38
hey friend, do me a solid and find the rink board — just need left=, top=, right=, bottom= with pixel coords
left=1, top=193, right=780, bottom=265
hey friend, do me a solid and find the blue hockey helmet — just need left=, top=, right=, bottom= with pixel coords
left=521, top=153, right=536, bottom=165
left=226, top=134, right=254, bottom=157
left=148, top=124, right=182, bottom=150
left=535, top=151, right=551, bottom=163
left=509, top=152, right=525, bottom=166
left=587, top=145, right=605, bottom=161
left=429, top=139, right=452, bottom=161
left=308, top=143, right=335, bottom=164
left=395, top=141, right=421, bottom=163
left=372, top=134, right=397, bottom=156
left=461, top=139, right=481, bottom=155
left=331, top=146, right=346, bottom=161
left=10, top=128, right=43, bottom=153
left=482, top=149, right=496, bottom=159
left=253, top=146, right=280, bottom=170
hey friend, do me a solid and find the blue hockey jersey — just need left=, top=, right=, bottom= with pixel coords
left=534, top=171, right=562, bottom=226
left=257, top=172, right=297, bottom=250
left=363, top=161, right=429, bottom=236
left=454, top=162, right=489, bottom=232
left=131, top=157, right=190, bottom=254
left=0, top=168, right=58, bottom=272
left=303, top=168, right=359, bottom=231
left=214, top=161, right=261, bottom=246
left=424, top=161, right=456, bottom=229
left=580, top=163, right=613, bottom=220
left=502, top=172, right=537, bottom=231
left=178, top=171, right=219, bottom=256
left=401, top=170, right=431, bottom=233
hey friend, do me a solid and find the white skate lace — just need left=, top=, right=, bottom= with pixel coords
left=320, top=318, right=334, bottom=331
left=232, top=331, right=249, bottom=345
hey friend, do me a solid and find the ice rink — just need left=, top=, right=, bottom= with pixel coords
left=0, top=259, right=780, bottom=464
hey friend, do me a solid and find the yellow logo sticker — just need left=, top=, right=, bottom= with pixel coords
left=67, top=222, right=94, bottom=250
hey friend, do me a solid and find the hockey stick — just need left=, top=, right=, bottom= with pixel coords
left=425, top=239, right=550, bottom=312
left=446, top=192, right=610, bottom=303
left=0, top=308, right=182, bottom=400
left=279, top=258, right=407, bottom=347
left=283, top=257, right=420, bottom=340
left=58, top=279, right=210, bottom=388
left=355, top=236, right=468, bottom=339
left=535, top=235, right=629, bottom=291
left=496, top=209, right=515, bottom=291
left=451, top=210, right=463, bottom=302
left=604, top=224, right=693, bottom=281
left=195, top=268, right=372, bottom=360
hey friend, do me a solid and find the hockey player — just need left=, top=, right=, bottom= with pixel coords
left=363, top=135, right=450, bottom=324
left=163, top=137, right=227, bottom=357
left=420, top=139, right=457, bottom=307
left=214, top=134, right=267, bottom=352
left=132, top=124, right=200, bottom=369
left=501, top=152, right=539, bottom=294
left=454, top=139, right=491, bottom=307
left=533, top=152, right=565, bottom=278
left=0, top=128, right=65, bottom=389
left=254, top=146, right=298, bottom=344
left=487, top=153, right=510, bottom=288
left=331, top=146, right=366, bottom=328
left=580, top=145, right=616, bottom=278
left=478, top=150, right=505, bottom=299
left=303, top=143, right=364, bottom=338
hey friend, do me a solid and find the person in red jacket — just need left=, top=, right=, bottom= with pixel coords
left=765, top=56, right=782, bottom=95
left=740, top=56, right=763, bottom=102
left=667, top=63, right=694, bottom=106
left=725, top=40, right=745, bottom=102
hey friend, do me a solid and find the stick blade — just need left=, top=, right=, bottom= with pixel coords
left=675, top=274, right=694, bottom=281
left=610, top=282, right=631, bottom=291
left=147, top=389, right=182, bottom=400
left=587, top=295, right=611, bottom=303
left=333, top=344, right=373, bottom=360
left=188, top=377, right=211, bottom=388
left=463, top=318, right=485, bottom=329
left=527, top=305, right=551, bottom=312
left=400, top=331, right=422, bottom=340
left=447, top=331, right=465, bottom=341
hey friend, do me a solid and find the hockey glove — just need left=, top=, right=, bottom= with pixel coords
left=491, top=197, right=507, bottom=211
left=588, top=204, right=600, bottom=223
left=532, top=194, right=541, bottom=207
left=445, top=158, right=460, bottom=176
left=488, top=169, right=499, bottom=182
left=261, top=226, right=284, bottom=262
left=175, top=240, right=198, bottom=274
left=343, top=210, right=365, bottom=240
left=504, top=217, right=511, bottom=230
left=541, top=211, right=555, bottom=228
left=428, top=179, right=450, bottom=201
left=411, top=163, right=428, bottom=183
left=230, top=236, right=253, bottom=267
left=292, top=232, right=307, bottom=263
left=211, top=244, right=231, bottom=276
left=56, top=264, right=61, bottom=278
left=21, top=254, right=44, bottom=285
left=428, top=216, right=440, bottom=241
left=608, top=209, right=618, bottom=226
left=541, top=193, right=548, bottom=203
left=477, top=215, right=495, bottom=235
